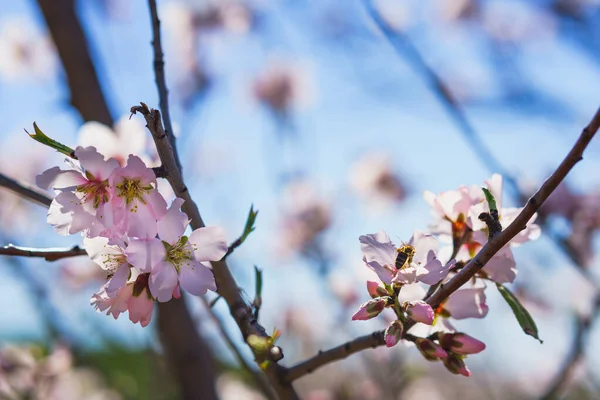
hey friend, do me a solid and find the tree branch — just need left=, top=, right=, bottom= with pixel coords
left=146, top=0, right=181, bottom=171
left=36, top=0, right=113, bottom=125
left=0, top=244, right=87, bottom=261
left=131, top=103, right=299, bottom=399
left=200, top=296, right=278, bottom=400
left=0, top=173, right=52, bottom=207
left=285, top=107, right=600, bottom=382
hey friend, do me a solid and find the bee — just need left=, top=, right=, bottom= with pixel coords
left=395, top=244, right=415, bottom=270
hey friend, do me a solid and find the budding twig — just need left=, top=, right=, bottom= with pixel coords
left=284, top=107, right=600, bottom=382
left=0, top=244, right=87, bottom=261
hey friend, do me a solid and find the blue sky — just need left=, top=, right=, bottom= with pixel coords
left=1, top=0, right=600, bottom=387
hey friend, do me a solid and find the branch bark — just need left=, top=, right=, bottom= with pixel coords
left=0, top=244, right=86, bottom=261
left=285, top=107, right=600, bottom=382
left=0, top=173, right=52, bottom=207
left=36, top=0, right=113, bottom=125
left=131, top=103, right=299, bottom=399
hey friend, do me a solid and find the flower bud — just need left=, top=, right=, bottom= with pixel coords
left=384, top=320, right=404, bottom=347
left=415, top=338, right=448, bottom=361
left=439, top=333, right=486, bottom=355
left=351, top=297, right=389, bottom=321
left=366, top=281, right=388, bottom=298
left=443, top=353, right=471, bottom=377
left=405, top=300, right=435, bottom=325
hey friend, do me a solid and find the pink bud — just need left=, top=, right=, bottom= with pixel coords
left=351, top=297, right=389, bottom=321
left=440, top=333, right=486, bottom=355
left=443, top=354, right=471, bottom=377
left=406, top=301, right=435, bottom=325
left=366, top=281, right=388, bottom=298
left=172, top=285, right=181, bottom=300
left=384, top=320, right=404, bottom=347
left=415, top=338, right=448, bottom=360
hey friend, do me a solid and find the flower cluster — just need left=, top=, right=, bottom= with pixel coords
left=37, top=146, right=228, bottom=327
left=352, top=174, right=539, bottom=375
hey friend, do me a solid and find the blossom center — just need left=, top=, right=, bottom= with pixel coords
left=100, top=252, right=127, bottom=274
left=163, top=236, right=193, bottom=272
left=76, top=180, right=110, bottom=208
left=115, top=178, right=152, bottom=205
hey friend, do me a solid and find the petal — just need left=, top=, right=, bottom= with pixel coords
left=126, top=239, right=165, bottom=273
left=410, top=231, right=438, bottom=265
left=74, top=146, right=119, bottom=180
left=128, top=291, right=154, bottom=327
left=188, top=226, right=228, bottom=261
left=417, top=258, right=453, bottom=285
left=148, top=261, right=179, bottom=302
left=483, top=247, right=517, bottom=284
left=106, top=264, right=130, bottom=295
left=359, top=231, right=396, bottom=267
left=125, top=201, right=158, bottom=239
left=365, top=260, right=395, bottom=285
left=445, top=288, right=489, bottom=320
left=391, top=266, right=417, bottom=284
left=37, top=167, right=85, bottom=190
left=157, top=198, right=187, bottom=244
left=179, top=261, right=216, bottom=296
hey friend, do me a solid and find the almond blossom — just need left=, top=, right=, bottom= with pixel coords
left=359, top=230, right=454, bottom=286
left=424, top=174, right=540, bottom=283
left=126, top=198, right=228, bottom=302
left=37, top=146, right=119, bottom=236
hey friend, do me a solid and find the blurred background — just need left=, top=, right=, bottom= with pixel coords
left=1, top=0, right=600, bottom=398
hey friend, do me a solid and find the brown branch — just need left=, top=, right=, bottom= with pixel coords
left=285, top=107, right=600, bottom=382
left=0, top=244, right=87, bottom=261
left=199, top=296, right=278, bottom=400
left=147, top=0, right=181, bottom=171
left=36, top=0, right=113, bottom=125
left=0, top=173, right=52, bottom=207
left=131, top=103, right=299, bottom=399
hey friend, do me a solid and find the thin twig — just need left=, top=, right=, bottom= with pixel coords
left=285, top=107, right=600, bottom=382
left=0, top=244, right=87, bottom=261
left=199, top=296, right=278, bottom=400
left=540, top=294, right=600, bottom=400
left=147, top=0, right=181, bottom=171
left=364, top=4, right=600, bottom=394
left=0, top=173, right=52, bottom=207
left=131, top=103, right=299, bottom=399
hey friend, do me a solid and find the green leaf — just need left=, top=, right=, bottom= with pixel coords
left=27, top=122, right=75, bottom=158
left=240, top=205, right=258, bottom=244
left=496, top=284, right=542, bottom=343
left=481, top=187, right=497, bottom=212
left=254, top=266, right=263, bottom=304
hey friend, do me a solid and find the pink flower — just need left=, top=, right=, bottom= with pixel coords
left=351, top=297, right=388, bottom=321
left=37, top=146, right=119, bottom=235
left=84, top=236, right=130, bottom=295
left=90, top=274, right=155, bottom=327
left=384, top=320, right=404, bottom=347
left=444, top=287, right=489, bottom=319
left=359, top=230, right=454, bottom=286
left=108, top=155, right=167, bottom=238
left=443, top=354, right=471, bottom=377
left=126, top=198, right=228, bottom=302
left=405, top=300, right=435, bottom=325
left=439, top=333, right=486, bottom=355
